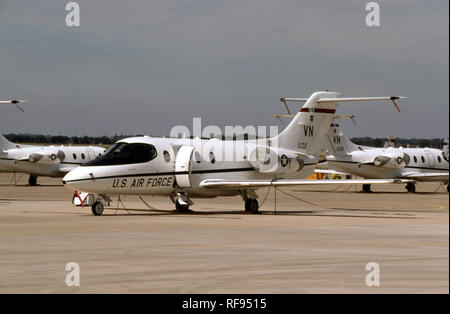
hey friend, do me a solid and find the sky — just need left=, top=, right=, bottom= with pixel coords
left=0, top=0, right=448, bottom=138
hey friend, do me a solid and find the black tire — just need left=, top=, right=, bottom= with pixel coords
left=244, top=199, right=252, bottom=212
left=28, top=175, right=37, bottom=186
left=91, top=202, right=104, bottom=216
left=249, top=199, right=259, bottom=214
left=362, top=184, right=371, bottom=193
left=406, top=182, right=416, bottom=193
left=175, top=200, right=189, bottom=212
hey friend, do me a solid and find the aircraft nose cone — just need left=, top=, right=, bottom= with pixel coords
left=63, top=168, right=85, bottom=191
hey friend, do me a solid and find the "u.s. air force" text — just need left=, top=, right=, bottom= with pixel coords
left=112, top=176, right=173, bottom=188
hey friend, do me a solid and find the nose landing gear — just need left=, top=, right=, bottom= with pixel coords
left=91, top=201, right=104, bottom=216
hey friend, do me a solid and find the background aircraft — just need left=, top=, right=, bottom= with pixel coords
left=318, top=121, right=449, bottom=193
left=0, top=134, right=105, bottom=185
left=0, top=99, right=26, bottom=112
left=63, top=91, right=409, bottom=215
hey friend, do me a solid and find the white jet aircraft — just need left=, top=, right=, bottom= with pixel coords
left=0, top=134, right=106, bottom=185
left=317, top=121, right=449, bottom=193
left=63, top=91, right=410, bottom=215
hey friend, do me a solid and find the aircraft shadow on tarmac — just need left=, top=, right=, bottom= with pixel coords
left=93, top=207, right=419, bottom=219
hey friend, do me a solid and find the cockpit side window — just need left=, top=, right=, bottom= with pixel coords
left=442, top=152, right=449, bottom=163
left=83, top=143, right=157, bottom=166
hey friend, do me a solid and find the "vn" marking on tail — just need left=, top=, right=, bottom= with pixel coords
left=304, top=125, right=314, bottom=137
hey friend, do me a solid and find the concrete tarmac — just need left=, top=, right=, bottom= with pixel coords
left=0, top=173, right=448, bottom=293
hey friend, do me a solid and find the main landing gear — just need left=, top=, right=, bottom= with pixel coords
left=362, top=184, right=372, bottom=193
left=174, top=191, right=193, bottom=212
left=405, top=182, right=416, bottom=193
left=244, top=198, right=259, bottom=214
left=175, top=199, right=190, bottom=212
left=28, top=174, right=38, bottom=186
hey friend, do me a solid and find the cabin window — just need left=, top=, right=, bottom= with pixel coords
left=163, top=150, right=171, bottom=163
left=421, top=156, right=425, bottom=163
left=437, top=156, right=442, bottom=163
left=81, top=153, right=85, bottom=160
left=83, top=142, right=157, bottom=166
left=413, top=156, right=417, bottom=163
left=73, top=153, right=77, bottom=160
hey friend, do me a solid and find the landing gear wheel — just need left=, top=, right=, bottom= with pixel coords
left=245, top=199, right=259, bottom=214
left=406, top=182, right=416, bottom=193
left=244, top=199, right=252, bottom=212
left=175, top=200, right=189, bottom=212
left=362, top=184, right=372, bottom=193
left=28, top=175, right=37, bottom=186
left=91, top=202, right=104, bottom=216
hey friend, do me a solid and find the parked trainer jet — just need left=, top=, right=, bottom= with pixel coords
left=63, top=91, right=409, bottom=215
left=317, top=121, right=449, bottom=193
left=0, top=134, right=105, bottom=185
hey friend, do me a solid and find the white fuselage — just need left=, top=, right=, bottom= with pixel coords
left=63, top=136, right=317, bottom=197
left=0, top=145, right=106, bottom=177
left=326, top=147, right=449, bottom=182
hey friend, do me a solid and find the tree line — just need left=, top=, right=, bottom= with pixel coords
left=3, top=133, right=447, bottom=149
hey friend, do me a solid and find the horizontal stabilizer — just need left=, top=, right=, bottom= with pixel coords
left=0, top=100, right=26, bottom=104
left=281, top=96, right=406, bottom=103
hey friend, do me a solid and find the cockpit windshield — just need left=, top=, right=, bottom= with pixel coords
left=83, top=142, right=157, bottom=166
left=443, top=152, right=449, bottom=163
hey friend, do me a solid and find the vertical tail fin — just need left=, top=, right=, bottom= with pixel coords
left=383, top=135, right=396, bottom=148
left=274, top=91, right=342, bottom=155
left=0, top=134, right=16, bottom=152
left=324, top=122, right=359, bottom=155
left=272, top=92, right=405, bottom=156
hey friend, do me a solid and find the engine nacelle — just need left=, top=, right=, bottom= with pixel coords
left=373, top=152, right=410, bottom=169
left=248, top=147, right=305, bottom=174
left=28, top=149, right=63, bottom=164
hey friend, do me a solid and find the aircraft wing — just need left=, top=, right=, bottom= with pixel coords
left=400, top=172, right=449, bottom=180
left=199, top=178, right=412, bottom=189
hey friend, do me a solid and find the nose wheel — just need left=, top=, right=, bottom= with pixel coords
left=91, top=201, right=104, bottom=215
left=245, top=198, right=259, bottom=214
